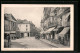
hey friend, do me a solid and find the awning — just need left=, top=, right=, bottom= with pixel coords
left=40, top=31, right=44, bottom=34
left=53, top=28, right=58, bottom=31
left=44, top=27, right=55, bottom=33
left=59, top=27, right=70, bottom=37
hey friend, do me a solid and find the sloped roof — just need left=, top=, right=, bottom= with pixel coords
left=16, top=19, right=30, bottom=24
left=4, top=13, right=16, bottom=22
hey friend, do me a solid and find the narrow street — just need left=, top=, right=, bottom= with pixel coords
left=11, top=37, right=57, bottom=48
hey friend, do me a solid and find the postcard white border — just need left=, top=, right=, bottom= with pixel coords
left=1, top=4, right=74, bottom=51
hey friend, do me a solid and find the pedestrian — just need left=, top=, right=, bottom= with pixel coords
left=7, top=34, right=11, bottom=47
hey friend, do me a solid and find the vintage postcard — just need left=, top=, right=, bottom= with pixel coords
left=1, top=4, right=74, bottom=51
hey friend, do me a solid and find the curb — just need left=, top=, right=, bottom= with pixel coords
left=40, top=39, right=69, bottom=48
left=39, top=39, right=58, bottom=48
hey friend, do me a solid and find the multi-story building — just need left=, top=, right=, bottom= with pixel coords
left=17, top=19, right=38, bottom=37
left=41, top=7, right=70, bottom=46
left=4, top=13, right=16, bottom=39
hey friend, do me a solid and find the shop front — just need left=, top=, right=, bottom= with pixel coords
left=58, top=27, right=70, bottom=46
left=40, top=31, right=46, bottom=39
left=21, top=33, right=24, bottom=38
left=40, top=27, right=60, bottom=41
left=4, top=32, right=11, bottom=48
left=43, top=27, right=55, bottom=41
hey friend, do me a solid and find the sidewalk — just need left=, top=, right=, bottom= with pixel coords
left=40, top=39, right=69, bottom=48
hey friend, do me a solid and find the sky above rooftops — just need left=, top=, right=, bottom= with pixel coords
left=4, top=7, right=44, bottom=28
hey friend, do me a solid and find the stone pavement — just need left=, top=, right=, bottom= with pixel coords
left=11, top=37, right=57, bottom=48
left=40, top=39, right=69, bottom=48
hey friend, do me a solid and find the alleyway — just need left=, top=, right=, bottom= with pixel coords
left=11, top=37, right=57, bottom=48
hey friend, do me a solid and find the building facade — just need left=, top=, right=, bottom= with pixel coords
left=41, top=7, right=70, bottom=46
left=4, top=13, right=16, bottom=39
left=17, top=19, right=38, bottom=37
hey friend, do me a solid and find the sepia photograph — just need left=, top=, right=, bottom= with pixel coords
left=1, top=4, right=74, bottom=51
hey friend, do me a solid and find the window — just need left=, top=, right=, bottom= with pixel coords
left=26, top=25, right=27, bottom=27
left=13, top=22, right=14, bottom=26
left=26, top=29, right=27, bottom=31
left=12, top=22, right=15, bottom=26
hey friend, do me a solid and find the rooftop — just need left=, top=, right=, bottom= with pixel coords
left=4, top=13, right=16, bottom=22
left=17, top=19, right=35, bottom=26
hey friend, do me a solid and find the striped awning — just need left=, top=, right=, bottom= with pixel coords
left=40, top=31, right=45, bottom=34
left=59, top=27, right=70, bottom=37
left=44, top=27, right=55, bottom=33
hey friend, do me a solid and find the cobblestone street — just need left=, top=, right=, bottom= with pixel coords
left=11, top=37, right=57, bottom=48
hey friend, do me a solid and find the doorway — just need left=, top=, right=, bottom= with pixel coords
left=28, top=33, right=29, bottom=37
left=21, top=33, right=24, bottom=37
